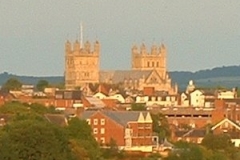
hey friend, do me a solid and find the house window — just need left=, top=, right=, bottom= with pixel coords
left=100, top=137, right=105, bottom=144
left=94, top=119, right=98, bottom=125
left=101, top=119, right=105, bottom=125
left=93, top=128, right=98, bottom=134
left=86, top=119, right=91, bottom=125
left=100, top=128, right=105, bottom=134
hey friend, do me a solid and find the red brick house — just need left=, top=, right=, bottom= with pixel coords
left=172, top=128, right=206, bottom=144
left=211, top=118, right=240, bottom=147
left=80, top=110, right=157, bottom=152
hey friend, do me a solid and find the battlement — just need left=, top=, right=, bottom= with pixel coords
left=65, top=40, right=100, bottom=55
left=132, top=43, right=166, bottom=56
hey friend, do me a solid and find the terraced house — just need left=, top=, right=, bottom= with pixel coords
left=80, top=110, right=158, bottom=152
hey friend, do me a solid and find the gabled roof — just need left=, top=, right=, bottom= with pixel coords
left=137, top=112, right=145, bottom=123
left=145, top=112, right=153, bottom=123
left=175, top=129, right=206, bottom=138
left=81, top=110, right=152, bottom=127
left=182, top=129, right=206, bottom=138
left=44, top=114, right=68, bottom=126
left=211, top=118, right=240, bottom=131
left=84, top=96, right=105, bottom=108
left=145, top=70, right=164, bottom=84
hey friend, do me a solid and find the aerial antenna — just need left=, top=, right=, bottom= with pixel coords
left=80, top=22, right=83, bottom=48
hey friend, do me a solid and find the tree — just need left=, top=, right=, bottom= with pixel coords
left=66, top=118, right=101, bottom=160
left=0, top=102, right=60, bottom=115
left=0, top=119, right=75, bottom=160
left=151, top=113, right=170, bottom=141
left=2, top=77, right=22, bottom=91
left=201, top=133, right=233, bottom=151
left=36, top=80, right=49, bottom=91
left=166, top=142, right=203, bottom=160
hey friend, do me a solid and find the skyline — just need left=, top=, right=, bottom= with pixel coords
left=0, top=0, right=240, bottom=76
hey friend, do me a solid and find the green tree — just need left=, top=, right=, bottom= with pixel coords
left=0, top=102, right=60, bottom=115
left=166, top=142, right=203, bottom=160
left=36, top=79, right=49, bottom=91
left=151, top=113, right=170, bottom=141
left=2, top=77, right=22, bottom=91
left=0, top=119, right=75, bottom=160
left=66, top=118, right=101, bottom=160
left=201, top=133, right=233, bottom=151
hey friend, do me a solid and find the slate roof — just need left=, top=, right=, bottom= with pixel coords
left=80, top=110, right=149, bottom=127
left=175, top=129, right=206, bottom=138
left=182, top=129, right=206, bottom=138
left=100, top=70, right=152, bottom=84
left=84, top=96, right=105, bottom=108
left=44, top=114, right=68, bottom=126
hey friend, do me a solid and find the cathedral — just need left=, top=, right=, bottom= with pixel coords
left=64, top=40, right=178, bottom=94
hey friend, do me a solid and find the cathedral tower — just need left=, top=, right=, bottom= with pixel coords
left=65, top=40, right=100, bottom=90
left=131, top=43, right=167, bottom=78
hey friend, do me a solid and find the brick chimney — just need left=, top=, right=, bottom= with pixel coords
left=211, top=99, right=226, bottom=123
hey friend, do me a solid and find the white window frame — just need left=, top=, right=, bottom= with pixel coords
left=100, top=128, right=105, bottom=134
left=100, top=137, right=105, bottom=144
left=101, top=119, right=105, bottom=125
left=86, top=119, right=91, bottom=125
left=93, top=128, right=98, bottom=134
left=94, top=119, right=98, bottom=125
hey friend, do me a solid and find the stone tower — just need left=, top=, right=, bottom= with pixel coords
left=131, top=43, right=167, bottom=78
left=65, top=40, right=100, bottom=90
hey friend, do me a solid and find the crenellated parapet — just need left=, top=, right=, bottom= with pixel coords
left=131, top=43, right=167, bottom=73
left=65, top=40, right=100, bottom=55
left=131, top=43, right=167, bottom=56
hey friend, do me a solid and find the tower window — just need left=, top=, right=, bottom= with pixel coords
left=147, top=61, right=150, bottom=67
left=156, top=62, right=159, bottom=67
left=152, top=62, right=154, bottom=67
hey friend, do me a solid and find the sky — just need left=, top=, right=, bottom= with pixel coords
left=0, top=0, right=240, bottom=76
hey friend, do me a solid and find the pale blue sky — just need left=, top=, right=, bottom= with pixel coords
left=0, top=0, right=240, bottom=76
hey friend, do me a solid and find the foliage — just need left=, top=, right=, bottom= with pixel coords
left=36, top=79, right=49, bottom=91
left=131, top=103, right=146, bottom=111
left=151, top=113, right=170, bottom=141
left=2, top=77, right=22, bottom=91
left=201, top=133, right=234, bottom=151
left=166, top=142, right=204, bottom=160
left=165, top=138, right=240, bottom=160
left=0, top=101, right=60, bottom=115
left=101, top=138, right=122, bottom=159
left=66, top=117, right=101, bottom=160
left=0, top=119, right=75, bottom=160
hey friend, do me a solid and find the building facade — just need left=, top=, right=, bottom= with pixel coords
left=80, top=111, right=157, bottom=152
left=65, top=40, right=100, bottom=90
left=64, top=40, right=177, bottom=94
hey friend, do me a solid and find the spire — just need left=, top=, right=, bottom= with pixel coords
left=137, top=112, right=145, bottom=123
left=145, top=112, right=153, bottom=123
left=80, top=22, right=83, bottom=49
left=140, top=43, right=146, bottom=54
